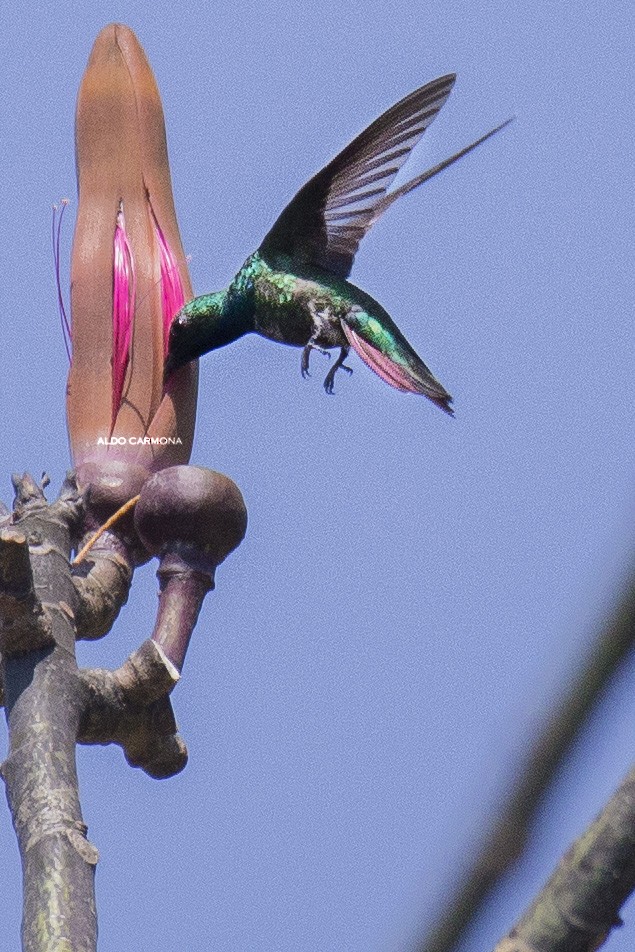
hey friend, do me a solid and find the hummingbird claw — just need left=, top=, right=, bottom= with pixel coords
left=301, top=341, right=331, bottom=379
left=323, top=346, right=352, bottom=394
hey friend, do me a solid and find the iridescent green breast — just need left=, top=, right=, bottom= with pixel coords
left=239, top=251, right=351, bottom=349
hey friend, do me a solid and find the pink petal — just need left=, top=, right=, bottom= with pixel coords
left=152, top=210, right=185, bottom=359
left=112, top=203, right=136, bottom=427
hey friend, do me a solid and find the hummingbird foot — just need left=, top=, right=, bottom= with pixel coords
left=301, top=340, right=331, bottom=378
left=324, top=347, right=353, bottom=395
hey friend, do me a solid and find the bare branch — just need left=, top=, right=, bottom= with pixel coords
left=79, top=640, right=186, bottom=779
left=495, top=765, right=635, bottom=952
left=2, top=475, right=98, bottom=951
left=151, top=556, right=213, bottom=671
left=72, top=541, right=134, bottom=640
left=415, top=570, right=635, bottom=952
left=11, top=472, right=47, bottom=512
left=0, top=528, right=54, bottom=655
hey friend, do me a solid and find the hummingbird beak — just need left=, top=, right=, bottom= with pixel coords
left=163, top=351, right=181, bottom=384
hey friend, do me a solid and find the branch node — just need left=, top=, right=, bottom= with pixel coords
left=11, top=473, right=47, bottom=512
left=112, top=639, right=180, bottom=704
left=79, top=641, right=185, bottom=779
left=72, top=545, right=134, bottom=641
left=0, top=529, right=54, bottom=655
left=66, top=827, right=99, bottom=865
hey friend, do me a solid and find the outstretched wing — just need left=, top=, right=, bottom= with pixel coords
left=259, top=74, right=457, bottom=278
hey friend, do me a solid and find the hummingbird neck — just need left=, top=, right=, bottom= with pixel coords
left=181, top=287, right=253, bottom=357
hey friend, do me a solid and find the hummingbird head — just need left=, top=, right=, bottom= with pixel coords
left=164, top=289, right=247, bottom=383
left=164, top=309, right=196, bottom=381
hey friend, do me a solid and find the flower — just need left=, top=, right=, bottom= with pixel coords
left=67, top=23, right=198, bottom=480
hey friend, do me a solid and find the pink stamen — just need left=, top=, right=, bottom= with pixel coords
left=112, top=202, right=136, bottom=427
left=152, top=210, right=185, bottom=358
left=52, top=198, right=72, bottom=362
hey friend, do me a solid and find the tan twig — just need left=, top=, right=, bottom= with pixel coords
left=72, top=494, right=140, bottom=565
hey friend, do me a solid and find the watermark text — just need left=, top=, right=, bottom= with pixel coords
left=96, top=436, right=183, bottom=446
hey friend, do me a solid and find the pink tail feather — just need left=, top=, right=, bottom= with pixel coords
left=342, top=323, right=453, bottom=414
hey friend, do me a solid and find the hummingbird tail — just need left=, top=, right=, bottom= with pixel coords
left=342, top=323, right=454, bottom=415
left=370, top=117, right=515, bottom=224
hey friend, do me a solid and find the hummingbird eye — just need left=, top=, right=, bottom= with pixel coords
left=170, top=315, right=186, bottom=337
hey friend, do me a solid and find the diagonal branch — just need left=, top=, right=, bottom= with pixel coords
left=415, top=569, right=635, bottom=952
left=495, top=765, right=635, bottom=951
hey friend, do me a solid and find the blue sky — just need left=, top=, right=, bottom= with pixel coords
left=2, top=1, right=635, bottom=949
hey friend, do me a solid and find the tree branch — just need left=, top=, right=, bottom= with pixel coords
left=0, top=528, right=54, bottom=655
left=415, top=569, right=635, bottom=952
left=495, top=765, right=635, bottom=951
left=1, top=474, right=98, bottom=952
left=72, top=535, right=134, bottom=640
left=78, top=639, right=188, bottom=779
left=150, top=555, right=213, bottom=671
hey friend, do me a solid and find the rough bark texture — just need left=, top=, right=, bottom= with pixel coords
left=72, top=535, right=134, bottom=640
left=0, top=466, right=244, bottom=948
left=495, top=766, right=635, bottom=951
left=79, top=639, right=187, bottom=778
left=1, top=475, right=98, bottom=952
left=0, top=528, right=55, bottom=655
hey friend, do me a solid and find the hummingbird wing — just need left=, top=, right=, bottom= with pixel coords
left=341, top=310, right=454, bottom=414
left=259, top=74, right=511, bottom=280
left=260, top=74, right=457, bottom=277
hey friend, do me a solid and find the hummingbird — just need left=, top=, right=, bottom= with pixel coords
left=165, top=74, right=511, bottom=413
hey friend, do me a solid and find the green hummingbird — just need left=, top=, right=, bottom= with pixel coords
left=165, top=74, right=511, bottom=413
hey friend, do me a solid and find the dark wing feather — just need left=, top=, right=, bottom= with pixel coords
left=259, top=74, right=457, bottom=278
